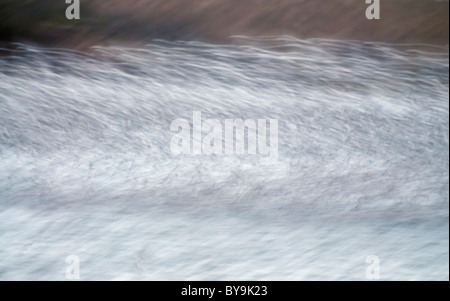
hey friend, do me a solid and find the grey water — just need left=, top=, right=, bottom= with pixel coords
left=0, top=37, right=448, bottom=280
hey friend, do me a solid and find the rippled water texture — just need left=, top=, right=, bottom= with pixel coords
left=0, top=37, right=448, bottom=280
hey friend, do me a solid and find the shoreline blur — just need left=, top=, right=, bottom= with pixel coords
left=0, top=0, right=449, bottom=50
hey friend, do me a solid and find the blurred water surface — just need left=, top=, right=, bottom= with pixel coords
left=0, top=37, right=448, bottom=280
